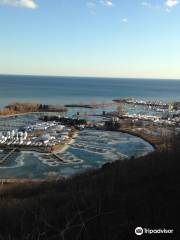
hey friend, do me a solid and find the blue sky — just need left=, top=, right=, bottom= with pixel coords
left=0, top=0, right=180, bottom=79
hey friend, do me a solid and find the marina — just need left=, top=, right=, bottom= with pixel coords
left=0, top=96, right=179, bottom=179
left=113, top=98, right=170, bottom=108
left=0, top=119, right=76, bottom=153
left=0, top=111, right=154, bottom=179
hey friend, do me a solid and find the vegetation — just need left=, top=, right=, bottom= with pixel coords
left=0, top=135, right=179, bottom=239
left=0, top=102, right=67, bottom=116
left=105, top=118, right=121, bottom=130
left=41, top=116, right=87, bottom=126
left=0, top=102, right=39, bottom=115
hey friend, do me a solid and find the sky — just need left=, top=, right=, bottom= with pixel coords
left=0, top=0, right=180, bottom=79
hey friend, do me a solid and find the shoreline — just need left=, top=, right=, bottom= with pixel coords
left=0, top=111, right=65, bottom=118
left=0, top=100, right=116, bottom=117
left=119, top=128, right=157, bottom=151
left=53, top=131, right=78, bottom=154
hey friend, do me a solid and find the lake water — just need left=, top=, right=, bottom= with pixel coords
left=0, top=75, right=180, bottom=107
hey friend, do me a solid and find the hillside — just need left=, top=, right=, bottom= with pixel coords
left=0, top=137, right=179, bottom=239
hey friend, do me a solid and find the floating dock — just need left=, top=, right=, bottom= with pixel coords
left=0, top=148, right=17, bottom=164
left=52, top=153, right=65, bottom=163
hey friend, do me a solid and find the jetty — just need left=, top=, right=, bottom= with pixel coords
left=65, top=102, right=116, bottom=109
left=113, top=98, right=169, bottom=108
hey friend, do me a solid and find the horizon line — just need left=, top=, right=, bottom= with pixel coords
left=0, top=73, right=180, bottom=81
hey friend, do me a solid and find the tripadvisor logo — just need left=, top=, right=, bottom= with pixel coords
left=135, top=227, right=174, bottom=235
left=135, top=227, right=143, bottom=236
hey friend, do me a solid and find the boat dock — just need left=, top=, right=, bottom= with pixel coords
left=0, top=148, right=17, bottom=164
left=52, top=153, right=65, bottom=163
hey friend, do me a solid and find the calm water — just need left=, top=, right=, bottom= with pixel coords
left=0, top=75, right=180, bottom=107
left=0, top=129, right=154, bottom=179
